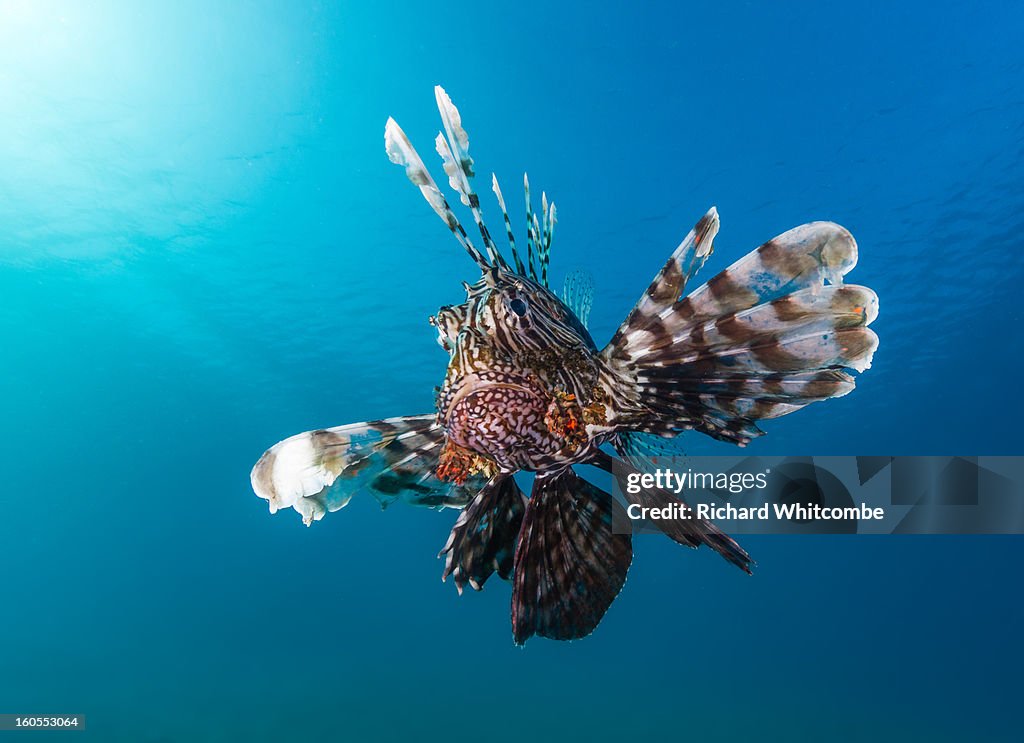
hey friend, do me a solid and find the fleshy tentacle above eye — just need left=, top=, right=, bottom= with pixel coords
left=250, top=415, right=488, bottom=526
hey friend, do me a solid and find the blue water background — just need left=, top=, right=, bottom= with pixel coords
left=2, top=1, right=1023, bottom=740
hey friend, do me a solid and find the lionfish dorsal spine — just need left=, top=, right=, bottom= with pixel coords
left=491, top=174, right=527, bottom=275
left=433, top=86, right=510, bottom=271
left=532, top=212, right=543, bottom=284
left=386, top=86, right=558, bottom=283
left=384, top=116, right=490, bottom=270
left=539, top=191, right=555, bottom=288
left=523, top=173, right=539, bottom=281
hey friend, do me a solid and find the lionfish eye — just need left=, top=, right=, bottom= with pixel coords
left=508, top=297, right=528, bottom=317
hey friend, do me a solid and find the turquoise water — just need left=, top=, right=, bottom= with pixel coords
left=2, top=1, right=1023, bottom=740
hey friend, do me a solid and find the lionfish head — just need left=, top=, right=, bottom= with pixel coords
left=429, top=266, right=595, bottom=359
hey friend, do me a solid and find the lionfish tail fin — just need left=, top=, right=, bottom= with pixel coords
left=511, top=468, right=632, bottom=645
left=601, top=213, right=879, bottom=445
left=439, top=473, right=526, bottom=593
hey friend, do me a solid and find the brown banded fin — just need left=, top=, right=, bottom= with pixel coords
left=439, top=473, right=526, bottom=593
left=601, top=215, right=878, bottom=445
left=511, top=468, right=633, bottom=645
left=250, top=415, right=486, bottom=525
left=608, top=207, right=720, bottom=352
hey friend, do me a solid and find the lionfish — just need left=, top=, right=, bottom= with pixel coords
left=251, top=87, right=879, bottom=644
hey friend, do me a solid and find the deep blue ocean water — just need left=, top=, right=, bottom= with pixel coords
left=2, top=1, right=1023, bottom=740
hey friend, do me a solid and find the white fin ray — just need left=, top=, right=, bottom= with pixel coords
left=384, top=117, right=489, bottom=268
left=433, top=86, right=508, bottom=269
left=385, top=86, right=559, bottom=280
left=524, top=173, right=539, bottom=280
left=491, top=174, right=526, bottom=275
left=540, top=195, right=556, bottom=288
left=250, top=415, right=483, bottom=526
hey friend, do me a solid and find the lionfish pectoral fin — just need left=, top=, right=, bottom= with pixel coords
left=602, top=213, right=879, bottom=445
left=439, top=472, right=526, bottom=593
left=250, top=415, right=485, bottom=525
left=615, top=430, right=689, bottom=459
left=592, top=450, right=753, bottom=574
left=511, top=468, right=633, bottom=646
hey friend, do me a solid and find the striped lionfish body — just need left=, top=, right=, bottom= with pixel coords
left=251, top=87, right=879, bottom=644
left=434, top=269, right=610, bottom=473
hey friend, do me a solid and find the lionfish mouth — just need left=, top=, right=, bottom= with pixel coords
left=442, top=376, right=543, bottom=425
left=440, top=373, right=551, bottom=461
